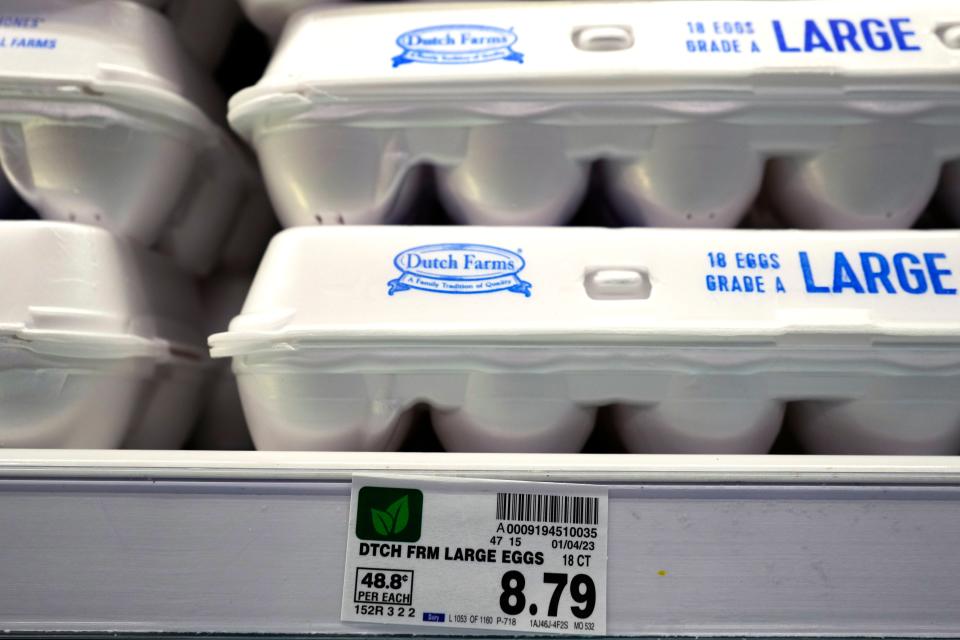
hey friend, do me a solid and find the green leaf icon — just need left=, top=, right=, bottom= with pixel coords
left=357, top=487, right=421, bottom=542
left=371, top=508, right=393, bottom=536
left=386, top=495, right=409, bottom=534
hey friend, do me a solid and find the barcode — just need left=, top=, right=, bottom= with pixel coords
left=496, top=492, right=599, bottom=525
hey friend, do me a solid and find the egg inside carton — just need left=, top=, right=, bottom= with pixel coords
left=244, top=115, right=959, bottom=229
left=229, top=1, right=960, bottom=231
left=221, top=369, right=960, bottom=455
left=212, top=226, right=960, bottom=455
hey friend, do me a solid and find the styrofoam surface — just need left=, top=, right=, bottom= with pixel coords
left=0, top=0, right=258, bottom=261
left=0, top=221, right=208, bottom=448
left=209, top=226, right=960, bottom=454
left=231, top=0, right=960, bottom=229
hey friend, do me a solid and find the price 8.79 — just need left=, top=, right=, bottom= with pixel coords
left=499, top=571, right=596, bottom=619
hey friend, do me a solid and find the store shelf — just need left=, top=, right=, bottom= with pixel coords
left=2, top=451, right=960, bottom=637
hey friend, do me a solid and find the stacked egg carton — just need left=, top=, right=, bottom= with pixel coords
left=0, top=0, right=273, bottom=448
left=211, top=0, right=960, bottom=456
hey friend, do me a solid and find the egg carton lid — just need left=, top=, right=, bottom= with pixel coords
left=229, top=0, right=960, bottom=133
left=0, top=221, right=207, bottom=361
left=0, top=0, right=225, bottom=137
left=209, top=226, right=960, bottom=360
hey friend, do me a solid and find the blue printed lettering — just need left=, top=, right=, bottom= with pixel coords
left=832, top=252, right=866, bottom=293
left=804, top=20, right=833, bottom=52
left=706, top=274, right=766, bottom=293
left=859, top=252, right=896, bottom=294
left=9, top=37, right=55, bottom=49
left=773, top=20, right=801, bottom=52
left=893, top=253, right=927, bottom=294
left=800, top=251, right=830, bottom=293
left=773, top=17, right=922, bottom=53
left=828, top=19, right=862, bottom=52
left=890, top=17, right=922, bottom=51
left=687, top=38, right=742, bottom=53
left=390, top=243, right=531, bottom=296
left=925, top=253, right=958, bottom=295
left=861, top=18, right=893, bottom=51
left=735, top=252, right=780, bottom=269
left=801, top=250, right=956, bottom=295
left=405, top=253, right=458, bottom=270
left=0, top=16, right=44, bottom=29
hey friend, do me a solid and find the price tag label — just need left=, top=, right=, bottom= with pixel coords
left=341, top=474, right=608, bottom=635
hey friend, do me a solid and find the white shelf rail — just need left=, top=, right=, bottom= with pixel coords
left=1, top=451, right=959, bottom=637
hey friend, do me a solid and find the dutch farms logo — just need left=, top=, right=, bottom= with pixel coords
left=392, top=24, right=524, bottom=67
left=388, top=243, right=532, bottom=297
left=356, top=486, right=423, bottom=543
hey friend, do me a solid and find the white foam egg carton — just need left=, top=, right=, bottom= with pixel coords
left=230, top=0, right=960, bottom=229
left=0, top=221, right=209, bottom=449
left=209, top=226, right=960, bottom=455
left=0, top=0, right=262, bottom=274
